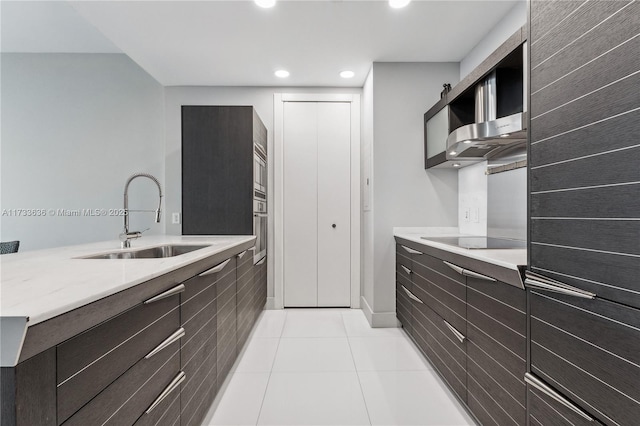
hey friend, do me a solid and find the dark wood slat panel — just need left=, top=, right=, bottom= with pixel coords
left=181, top=301, right=216, bottom=370
left=467, top=340, right=525, bottom=410
left=530, top=72, right=640, bottom=143
left=181, top=349, right=217, bottom=426
left=63, top=348, right=180, bottom=426
left=412, top=274, right=466, bottom=334
left=528, top=387, right=603, bottom=426
left=1, top=367, right=16, bottom=426
left=467, top=323, right=526, bottom=380
left=467, top=279, right=527, bottom=336
left=411, top=313, right=466, bottom=403
left=396, top=270, right=412, bottom=291
left=396, top=284, right=412, bottom=335
left=181, top=366, right=217, bottom=426
left=531, top=183, right=640, bottom=218
left=468, top=374, right=520, bottom=426
left=530, top=109, right=640, bottom=166
left=532, top=316, right=640, bottom=404
left=530, top=0, right=633, bottom=69
left=14, top=348, right=56, bottom=426
left=532, top=219, right=640, bottom=255
left=133, top=390, right=180, bottom=426
left=181, top=338, right=216, bottom=416
left=57, top=302, right=180, bottom=424
left=532, top=32, right=640, bottom=114
left=530, top=291, right=640, bottom=382
left=531, top=146, right=640, bottom=192
left=467, top=304, right=526, bottom=360
left=413, top=301, right=466, bottom=369
left=467, top=276, right=526, bottom=313
left=530, top=1, right=586, bottom=42
left=182, top=106, right=254, bottom=235
left=530, top=245, right=640, bottom=308
left=182, top=276, right=219, bottom=326
left=395, top=246, right=412, bottom=271
left=412, top=251, right=466, bottom=291
left=467, top=356, right=526, bottom=426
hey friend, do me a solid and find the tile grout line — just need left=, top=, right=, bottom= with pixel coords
left=342, top=312, right=374, bottom=426
left=253, top=310, right=287, bottom=425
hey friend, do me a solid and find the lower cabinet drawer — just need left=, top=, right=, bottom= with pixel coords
left=57, top=294, right=180, bottom=424
left=528, top=380, right=603, bottom=426
left=62, top=340, right=181, bottom=426
left=396, top=282, right=412, bottom=336
left=133, top=389, right=180, bottom=426
left=412, top=300, right=466, bottom=402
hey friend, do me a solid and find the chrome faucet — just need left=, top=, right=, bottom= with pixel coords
left=119, top=173, right=163, bottom=248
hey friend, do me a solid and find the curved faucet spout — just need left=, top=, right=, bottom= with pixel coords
left=121, top=173, right=163, bottom=248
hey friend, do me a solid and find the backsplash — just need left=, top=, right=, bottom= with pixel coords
left=458, top=161, right=488, bottom=236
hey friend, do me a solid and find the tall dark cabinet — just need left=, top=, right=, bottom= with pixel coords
left=527, top=1, right=640, bottom=425
left=182, top=105, right=266, bottom=236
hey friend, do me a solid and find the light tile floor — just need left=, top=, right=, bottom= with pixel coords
left=202, top=309, right=475, bottom=426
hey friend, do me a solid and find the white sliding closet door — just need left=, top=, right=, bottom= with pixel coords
left=283, top=101, right=351, bottom=307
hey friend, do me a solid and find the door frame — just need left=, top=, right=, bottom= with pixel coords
left=273, top=93, right=361, bottom=309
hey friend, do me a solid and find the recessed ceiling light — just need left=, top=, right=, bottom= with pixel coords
left=275, top=69, right=290, bottom=78
left=453, top=163, right=461, bottom=167
left=449, top=151, right=457, bottom=156
left=340, top=70, right=355, bottom=79
left=463, top=140, right=472, bottom=144
left=389, top=0, right=411, bottom=9
left=255, top=0, right=276, bottom=8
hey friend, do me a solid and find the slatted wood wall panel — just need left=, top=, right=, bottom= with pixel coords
left=529, top=0, right=640, bottom=309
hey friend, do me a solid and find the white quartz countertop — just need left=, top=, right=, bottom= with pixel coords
left=394, top=227, right=526, bottom=271
left=0, top=235, right=255, bottom=326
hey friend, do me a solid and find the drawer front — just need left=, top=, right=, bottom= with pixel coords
left=133, top=390, right=180, bottom=426
left=396, top=282, right=412, bottom=335
left=57, top=293, right=180, bottom=424
left=216, top=267, right=237, bottom=390
left=528, top=384, right=603, bottom=426
left=236, top=252, right=256, bottom=350
left=412, top=270, right=466, bottom=334
left=62, top=340, right=180, bottom=426
left=395, top=244, right=413, bottom=281
left=412, top=299, right=466, bottom=403
left=530, top=290, right=640, bottom=426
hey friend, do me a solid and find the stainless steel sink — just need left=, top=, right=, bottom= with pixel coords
left=81, top=244, right=211, bottom=259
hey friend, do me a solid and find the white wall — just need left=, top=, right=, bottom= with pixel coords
left=1, top=53, right=165, bottom=251
left=459, top=1, right=527, bottom=80
left=163, top=85, right=362, bottom=304
left=363, top=62, right=460, bottom=325
left=361, top=69, right=375, bottom=310
left=458, top=161, right=488, bottom=236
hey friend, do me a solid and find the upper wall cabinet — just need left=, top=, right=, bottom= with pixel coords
left=425, top=26, right=527, bottom=169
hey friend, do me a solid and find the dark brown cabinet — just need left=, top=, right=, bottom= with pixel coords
left=3, top=242, right=266, bottom=426
left=528, top=1, right=640, bottom=425
left=395, top=239, right=527, bottom=425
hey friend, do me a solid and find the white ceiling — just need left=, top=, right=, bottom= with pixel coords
left=2, top=0, right=521, bottom=87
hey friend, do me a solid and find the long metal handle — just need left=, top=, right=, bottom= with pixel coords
left=443, top=320, right=466, bottom=343
left=401, top=245, right=422, bottom=255
left=145, top=328, right=185, bottom=359
left=443, top=261, right=496, bottom=281
left=462, top=269, right=496, bottom=282
left=525, top=271, right=595, bottom=299
left=525, top=373, right=594, bottom=422
left=256, top=257, right=266, bottom=266
left=144, top=284, right=185, bottom=305
left=237, top=250, right=248, bottom=259
left=401, top=285, right=423, bottom=304
left=199, top=258, right=231, bottom=277
left=400, top=265, right=411, bottom=275
left=145, top=371, right=185, bottom=414
left=443, top=261, right=465, bottom=275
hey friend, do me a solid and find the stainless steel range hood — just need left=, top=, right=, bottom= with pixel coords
left=446, top=60, right=527, bottom=161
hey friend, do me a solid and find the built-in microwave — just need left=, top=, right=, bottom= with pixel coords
left=253, top=143, right=267, bottom=264
left=254, top=145, right=267, bottom=194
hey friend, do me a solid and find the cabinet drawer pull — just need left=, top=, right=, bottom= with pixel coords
left=145, top=371, right=185, bottom=414
left=401, top=245, right=422, bottom=255
left=237, top=250, right=248, bottom=259
left=524, top=373, right=594, bottom=422
left=400, top=265, right=411, bottom=275
left=525, top=271, right=595, bottom=299
left=443, top=261, right=465, bottom=275
left=443, top=320, right=465, bottom=343
left=443, top=261, right=496, bottom=282
left=401, top=285, right=423, bottom=304
left=256, top=257, right=266, bottom=266
left=199, top=258, right=231, bottom=277
left=145, top=328, right=185, bottom=359
left=144, top=284, right=185, bottom=305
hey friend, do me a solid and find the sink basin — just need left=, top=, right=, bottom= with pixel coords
left=81, top=244, right=211, bottom=259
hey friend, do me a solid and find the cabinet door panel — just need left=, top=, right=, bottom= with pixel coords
left=528, top=386, right=603, bottom=426
left=216, top=262, right=237, bottom=390
left=134, top=390, right=180, bottom=426
left=396, top=282, right=412, bottom=336
left=412, top=272, right=466, bottom=333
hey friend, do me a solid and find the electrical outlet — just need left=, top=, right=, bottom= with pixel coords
left=473, top=207, right=480, bottom=223
left=464, top=208, right=471, bottom=222
left=172, top=212, right=181, bottom=224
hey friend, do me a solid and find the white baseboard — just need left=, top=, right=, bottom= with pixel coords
left=265, top=297, right=278, bottom=310
left=360, top=296, right=399, bottom=328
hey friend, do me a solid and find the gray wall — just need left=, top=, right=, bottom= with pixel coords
left=459, top=1, right=527, bottom=80
left=363, top=62, right=460, bottom=325
left=163, top=85, right=362, bottom=303
left=1, top=53, right=165, bottom=251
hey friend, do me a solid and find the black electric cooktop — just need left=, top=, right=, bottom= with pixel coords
left=421, top=236, right=526, bottom=250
